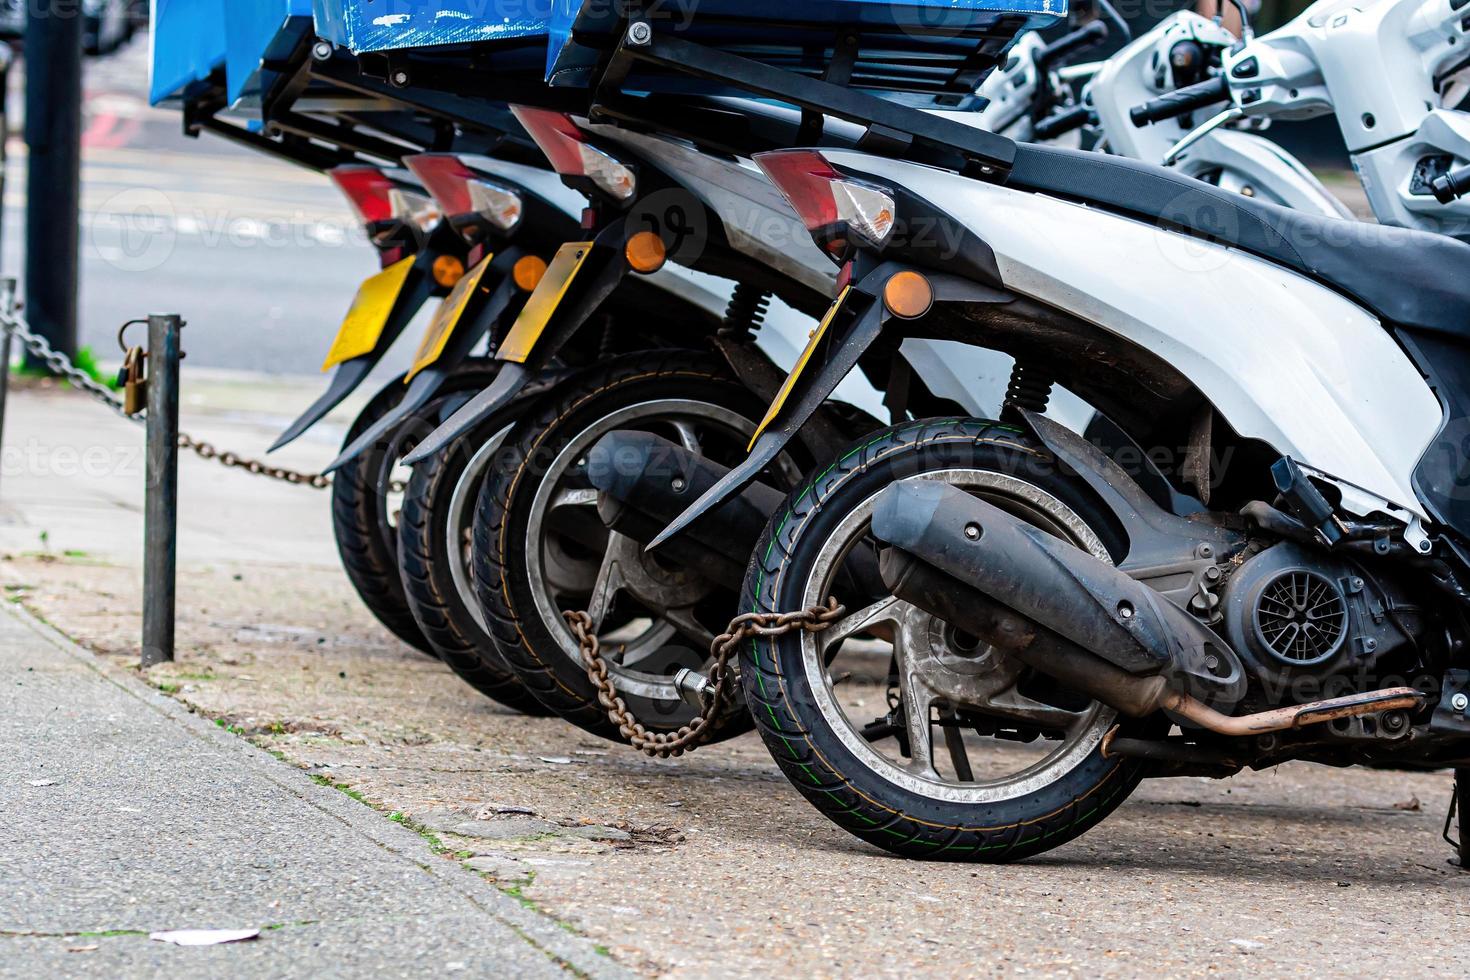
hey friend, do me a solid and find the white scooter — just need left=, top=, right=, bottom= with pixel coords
left=651, top=82, right=1470, bottom=862
left=1131, top=0, right=1470, bottom=238
left=1090, top=10, right=1355, bottom=217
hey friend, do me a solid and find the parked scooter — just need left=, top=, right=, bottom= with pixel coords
left=281, top=165, right=474, bottom=658
left=403, top=107, right=891, bottom=742
left=266, top=135, right=755, bottom=680
left=1128, top=0, right=1470, bottom=237
left=1088, top=10, right=1353, bottom=216
left=648, top=105, right=1470, bottom=857
left=957, top=7, right=1352, bottom=218
left=385, top=147, right=778, bottom=722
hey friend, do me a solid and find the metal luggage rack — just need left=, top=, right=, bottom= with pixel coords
left=176, top=40, right=556, bottom=175
left=585, top=18, right=1022, bottom=181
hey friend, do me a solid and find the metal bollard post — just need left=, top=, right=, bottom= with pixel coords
left=0, top=279, right=15, bottom=504
left=141, top=314, right=182, bottom=668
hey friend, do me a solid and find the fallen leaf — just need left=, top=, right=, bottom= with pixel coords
left=538, top=756, right=572, bottom=765
left=66, top=945, right=99, bottom=953
left=149, top=929, right=260, bottom=946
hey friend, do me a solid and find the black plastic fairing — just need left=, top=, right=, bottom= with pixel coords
left=820, top=163, right=1003, bottom=288
left=1396, top=328, right=1470, bottom=544
left=323, top=259, right=526, bottom=472
left=267, top=251, right=439, bottom=453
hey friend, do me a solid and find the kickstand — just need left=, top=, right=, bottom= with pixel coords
left=1444, top=769, right=1470, bottom=869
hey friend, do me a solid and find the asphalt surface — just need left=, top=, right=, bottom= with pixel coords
left=0, top=596, right=624, bottom=979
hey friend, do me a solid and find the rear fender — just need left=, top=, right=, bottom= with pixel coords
left=495, top=223, right=631, bottom=366
left=404, top=224, right=634, bottom=465
left=647, top=264, right=1012, bottom=550
left=268, top=251, right=440, bottom=453
left=322, top=249, right=527, bottom=473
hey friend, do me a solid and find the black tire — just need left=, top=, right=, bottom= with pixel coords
left=741, top=418, right=1155, bottom=861
left=397, top=389, right=555, bottom=715
left=331, top=362, right=498, bottom=657
left=473, top=351, right=788, bottom=742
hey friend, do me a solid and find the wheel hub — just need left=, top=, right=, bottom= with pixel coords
left=906, top=606, right=1025, bottom=708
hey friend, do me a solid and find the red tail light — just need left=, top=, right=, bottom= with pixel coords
left=510, top=105, right=637, bottom=201
left=329, top=165, right=439, bottom=231
left=330, top=166, right=396, bottom=225
left=404, top=154, right=524, bottom=235
left=754, top=150, right=897, bottom=251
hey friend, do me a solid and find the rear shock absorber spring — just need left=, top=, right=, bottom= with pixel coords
left=719, top=281, right=771, bottom=343
left=1001, top=360, right=1053, bottom=422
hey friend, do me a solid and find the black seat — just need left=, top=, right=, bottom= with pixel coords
left=1008, top=144, right=1470, bottom=340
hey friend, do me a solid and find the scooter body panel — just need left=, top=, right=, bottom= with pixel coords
left=587, top=120, right=986, bottom=419
left=1174, top=130, right=1353, bottom=218
left=826, top=149, right=1444, bottom=520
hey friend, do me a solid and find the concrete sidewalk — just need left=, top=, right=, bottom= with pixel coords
left=0, top=372, right=358, bottom=567
left=0, top=600, right=624, bottom=979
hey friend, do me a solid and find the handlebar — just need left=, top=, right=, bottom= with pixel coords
left=1032, top=104, right=1093, bottom=141
left=1129, top=75, right=1231, bottom=127
left=1432, top=165, right=1470, bottom=205
left=1037, top=20, right=1110, bottom=72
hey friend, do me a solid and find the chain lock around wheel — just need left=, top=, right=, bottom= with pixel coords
left=564, top=598, right=845, bottom=758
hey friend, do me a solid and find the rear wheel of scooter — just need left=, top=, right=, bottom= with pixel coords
left=741, top=419, right=1155, bottom=861
left=473, top=351, right=801, bottom=742
left=331, top=362, right=498, bottom=657
left=397, top=387, right=555, bottom=714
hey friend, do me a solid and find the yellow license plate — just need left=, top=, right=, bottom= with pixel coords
left=496, top=241, right=596, bottom=364
left=321, top=256, right=418, bottom=371
left=749, top=286, right=852, bottom=450
left=405, top=253, right=496, bottom=382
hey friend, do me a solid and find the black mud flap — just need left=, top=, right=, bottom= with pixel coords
left=400, top=361, right=538, bottom=466
left=646, top=294, right=887, bottom=551
left=322, top=252, right=526, bottom=473
left=402, top=227, right=631, bottom=466
left=269, top=354, right=381, bottom=453
left=268, top=248, right=442, bottom=453
left=646, top=265, right=1014, bottom=551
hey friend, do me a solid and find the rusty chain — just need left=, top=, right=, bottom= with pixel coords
left=564, top=598, right=845, bottom=759
left=175, top=432, right=335, bottom=489
left=0, top=311, right=404, bottom=492
left=0, top=308, right=135, bottom=419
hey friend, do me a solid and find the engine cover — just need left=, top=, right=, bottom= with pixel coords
left=1219, top=542, right=1416, bottom=698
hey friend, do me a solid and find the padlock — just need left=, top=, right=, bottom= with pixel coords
left=120, top=345, right=147, bottom=416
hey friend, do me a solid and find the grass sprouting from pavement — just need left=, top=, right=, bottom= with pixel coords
left=12, top=345, right=119, bottom=390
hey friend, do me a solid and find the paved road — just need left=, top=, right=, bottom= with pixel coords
left=0, top=598, right=624, bottom=979
left=3, top=37, right=425, bottom=381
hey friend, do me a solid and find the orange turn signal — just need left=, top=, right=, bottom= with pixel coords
left=625, top=231, right=667, bottom=274
left=882, top=271, right=934, bottom=319
left=432, top=254, right=467, bottom=288
left=512, top=255, right=548, bottom=292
